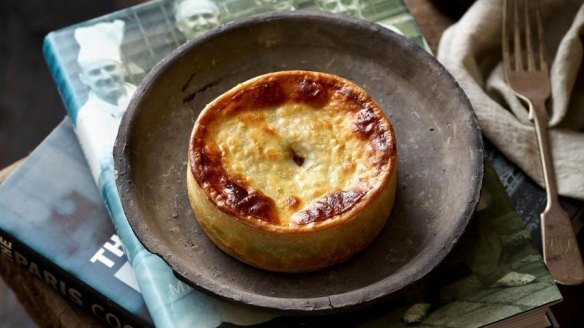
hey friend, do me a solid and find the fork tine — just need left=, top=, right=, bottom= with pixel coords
left=502, top=0, right=512, bottom=72
left=513, top=0, right=523, bottom=71
left=534, top=0, right=547, bottom=71
left=524, top=0, right=536, bottom=71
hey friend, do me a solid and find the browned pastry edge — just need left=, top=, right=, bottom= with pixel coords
left=188, top=70, right=397, bottom=234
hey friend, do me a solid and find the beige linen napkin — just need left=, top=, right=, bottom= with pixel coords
left=437, top=0, right=584, bottom=200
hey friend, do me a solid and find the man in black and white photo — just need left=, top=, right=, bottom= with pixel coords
left=74, top=19, right=136, bottom=183
left=174, top=0, right=221, bottom=41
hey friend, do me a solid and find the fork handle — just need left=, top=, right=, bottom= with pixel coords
left=529, top=100, right=558, bottom=202
left=530, top=99, right=584, bottom=285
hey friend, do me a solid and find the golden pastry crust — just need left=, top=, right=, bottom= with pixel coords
left=187, top=70, right=397, bottom=272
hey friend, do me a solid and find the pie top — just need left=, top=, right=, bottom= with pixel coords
left=188, top=70, right=396, bottom=233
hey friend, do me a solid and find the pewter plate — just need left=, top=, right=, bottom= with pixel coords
left=115, top=11, right=483, bottom=314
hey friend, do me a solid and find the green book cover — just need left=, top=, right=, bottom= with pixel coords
left=360, top=164, right=562, bottom=327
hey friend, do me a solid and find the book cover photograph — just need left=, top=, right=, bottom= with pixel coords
left=0, top=119, right=153, bottom=327
left=32, top=0, right=571, bottom=327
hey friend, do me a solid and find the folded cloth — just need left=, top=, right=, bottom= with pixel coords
left=438, top=0, right=584, bottom=200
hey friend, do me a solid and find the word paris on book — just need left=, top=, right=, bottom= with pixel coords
left=1, top=236, right=82, bottom=305
left=0, top=235, right=138, bottom=328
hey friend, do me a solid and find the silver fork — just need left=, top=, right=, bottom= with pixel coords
left=502, top=0, right=584, bottom=285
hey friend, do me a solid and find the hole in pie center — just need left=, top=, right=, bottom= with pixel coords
left=291, top=148, right=305, bottom=167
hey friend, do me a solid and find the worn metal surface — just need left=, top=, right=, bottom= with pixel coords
left=115, top=11, right=484, bottom=314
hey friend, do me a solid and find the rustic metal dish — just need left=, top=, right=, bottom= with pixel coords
left=115, top=11, right=484, bottom=314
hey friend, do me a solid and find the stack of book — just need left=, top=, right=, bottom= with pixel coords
left=1, top=0, right=580, bottom=327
